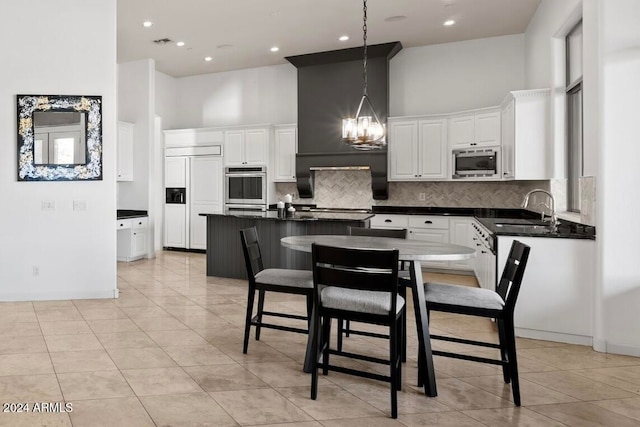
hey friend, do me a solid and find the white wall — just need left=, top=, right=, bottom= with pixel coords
left=594, top=0, right=640, bottom=356
left=118, top=60, right=155, bottom=211
left=174, top=64, right=297, bottom=129
left=389, top=35, right=526, bottom=116
left=155, top=71, right=179, bottom=130
left=0, top=0, right=117, bottom=301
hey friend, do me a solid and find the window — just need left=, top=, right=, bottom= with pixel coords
left=566, top=21, right=583, bottom=212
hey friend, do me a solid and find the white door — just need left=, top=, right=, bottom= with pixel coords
left=449, top=115, right=475, bottom=149
left=418, top=119, right=448, bottom=180
left=244, top=129, right=268, bottom=165
left=224, top=130, right=245, bottom=165
left=388, top=120, right=418, bottom=180
left=132, top=230, right=147, bottom=258
left=273, top=127, right=297, bottom=181
left=474, top=112, right=501, bottom=147
left=189, top=156, right=223, bottom=250
left=165, top=157, right=187, bottom=187
left=164, top=204, right=187, bottom=248
left=501, top=101, right=515, bottom=179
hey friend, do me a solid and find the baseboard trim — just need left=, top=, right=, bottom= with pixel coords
left=0, top=289, right=116, bottom=302
left=515, top=327, right=593, bottom=346
left=601, top=341, right=640, bottom=358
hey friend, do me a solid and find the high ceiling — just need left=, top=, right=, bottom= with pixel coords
left=117, top=0, right=541, bottom=78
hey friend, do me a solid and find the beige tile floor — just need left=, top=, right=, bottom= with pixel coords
left=1, top=251, right=639, bottom=426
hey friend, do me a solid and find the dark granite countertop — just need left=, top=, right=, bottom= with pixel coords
left=200, top=210, right=374, bottom=222
left=117, top=209, right=148, bottom=219
left=371, top=206, right=595, bottom=240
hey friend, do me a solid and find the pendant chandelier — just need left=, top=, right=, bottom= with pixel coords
left=341, top=0, right=386, bottom=150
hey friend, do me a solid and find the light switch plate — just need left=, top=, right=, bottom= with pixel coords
left=41, top=200, right=55, bottom=211
left=73, top=200, right=87, bottom=211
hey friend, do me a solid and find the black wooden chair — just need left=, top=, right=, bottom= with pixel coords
left=239, top=227, right=314, bottom=354
left=419, top=240, right=530, bottom=405
left=339, top=227, right=409, bottom=359
left=310, top=243, right=404, bottom=418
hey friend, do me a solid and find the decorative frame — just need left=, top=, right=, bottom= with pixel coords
left=17, top=94, right=102, bottom=181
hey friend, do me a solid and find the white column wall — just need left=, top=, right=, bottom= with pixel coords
left=0, top=0, right=117, bottom=300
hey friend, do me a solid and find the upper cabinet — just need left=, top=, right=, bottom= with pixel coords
left=224, top=127, right=269, bottom=166
left=117, top=122, right=134, bottom=181
left=272, top=125, right=297, bottom=182
left=501, top=89, right=551, bottom=180
left=388, top=118, right=448, bottom=181
left=449, top=110, right=501, bottom=150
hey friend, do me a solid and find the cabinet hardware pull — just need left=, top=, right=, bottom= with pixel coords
left=472, top=237, right=477, bottom=240
left=481, top=250, right=487, bottom=254
left=384, top=219, right=392, bottom=223
left=424, top=220, right=432, bottom=224
left=476, top=243, right=481, bottom=246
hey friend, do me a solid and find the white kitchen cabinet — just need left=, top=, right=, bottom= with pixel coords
left=388, top=118, right=448, bottom=181
left=449, top=110, right=500, bottom=150
left=189, top=156, right=223, bottom=250
left=500, top=89, right=551, bottom=180
left=117, top=217, right=148, bottom=262
left=497, top=235, right=595, bottom=345
left=407, top=215, right=450, bottom=269
left=449, top=217, right=474, bottom=271
left=224, top=127, right=269, bottom=166
left=117, top=122, right=134, bottom=181
left=470, top=220, right=496, bottom=290
left=164, top=204, right=187, bottom=248
left=272, top=125, right=297, bottom=182
left=165, top=157, right=187, bottom=187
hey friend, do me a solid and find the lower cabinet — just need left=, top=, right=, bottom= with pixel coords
left=371, top=214, right=475, bottom=271
left=164, top=205, right=187, bottom=248
left=117, top=217, right=148, bottom=262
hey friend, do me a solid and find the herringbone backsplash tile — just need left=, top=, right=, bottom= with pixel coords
left=276, top=170, right=550, bottom=209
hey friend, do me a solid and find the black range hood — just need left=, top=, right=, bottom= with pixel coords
left=286, top=42, right=402, bottom=200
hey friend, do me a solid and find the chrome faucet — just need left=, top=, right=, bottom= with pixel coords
left=521, top=189, right=558, bottom=226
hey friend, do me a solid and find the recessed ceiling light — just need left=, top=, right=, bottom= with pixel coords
left=204, top=56, right=213, bottom=62
left=384, top=15, right=406, bottom=22
left=443, top=20, right=456, bottom=26
left=176, top=41, right=185, bottom=47
left=270, top=46, right=279, bottom=52
left=142, top=21, right=153, bottom=28
left=339, top=35, right=349, bottom=42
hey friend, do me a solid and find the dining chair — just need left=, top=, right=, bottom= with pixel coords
left=310, top=243, right=404, bottom=418
left=339, top=227, right=408, bottom=360
left=239, top=227, right=314, bottom=354
left=420, top=240, right=530, bottom=405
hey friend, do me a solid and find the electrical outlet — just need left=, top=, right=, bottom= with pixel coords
left=419, top=192, right=426, bottom=201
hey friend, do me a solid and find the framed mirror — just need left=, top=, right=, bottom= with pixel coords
left=17, top=94, right=102, bottom=181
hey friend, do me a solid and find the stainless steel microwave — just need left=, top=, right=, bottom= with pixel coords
left=225, top=166, right=267, bottom=206
left=452, top=148, right=501, bottom=179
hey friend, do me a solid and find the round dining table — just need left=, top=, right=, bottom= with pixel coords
left=280, top=234, right=476, bottom=397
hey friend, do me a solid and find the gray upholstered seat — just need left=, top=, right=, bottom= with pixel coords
left=322, top=287, right=405, bottom=315
left=255, top=269, right=313, bottom=288
left=425, top=283, right=505, bottom=311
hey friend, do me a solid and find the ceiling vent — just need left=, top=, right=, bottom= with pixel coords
left=152, top=38, right=173, bottom=45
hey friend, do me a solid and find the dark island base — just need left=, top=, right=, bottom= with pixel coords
left=206, top=215, right=369, bottom=279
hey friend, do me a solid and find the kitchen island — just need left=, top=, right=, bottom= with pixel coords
left=200, top=210, right=373, bottom=279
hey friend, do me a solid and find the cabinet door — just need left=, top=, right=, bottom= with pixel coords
left=408, top=229, right=450, bottom=269
left=449, top=218, right=473, bottom=271
left=273, top=127, right=297, bottom=182
left=474, top=112, right=501, bottom=147
left=418, top=119, right=448, bottom=180
left=165, top=204, right=187, bottom=248
left=117, top=122, right=134, bottom=181
left=165, top=157, right=187, bottom=187
left=449, top=115, right=475, bottom=149
left=189, top=156, right=223, bottom=250
left=131, top=230, right=147, bottom=259
left=501, top=101, right=515, bottom=179
left=388, top=120, right=418, bottom=180
left=224, top=130, right=245, bottom=166
left=244, top=129, right=269, bottom=165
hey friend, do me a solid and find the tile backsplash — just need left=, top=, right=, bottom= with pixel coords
left=276, top=170, right=550, bottom=210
